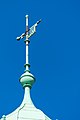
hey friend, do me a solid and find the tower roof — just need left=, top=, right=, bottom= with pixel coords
left=0, top=15, right=51, bottom=120
left=1, top=87, right=51, bottom=120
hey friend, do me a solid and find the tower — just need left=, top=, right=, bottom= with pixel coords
left=0, top=15, right=51, bottom=120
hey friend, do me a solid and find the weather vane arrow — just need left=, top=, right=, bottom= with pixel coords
left=16, top=18, right=41, bottom=41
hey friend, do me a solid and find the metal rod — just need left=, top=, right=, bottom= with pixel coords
left=25, top=15, right=29, bottom=71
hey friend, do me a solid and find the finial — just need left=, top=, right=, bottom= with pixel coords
left=16, top=15, right=41, bottom=88
left=25, top=15, right=28, bottom=18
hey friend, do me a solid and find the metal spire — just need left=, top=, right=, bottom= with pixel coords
left=16, top=15, right=41, bottom=72
left=25, top=15, right=29, bottom=72
left=16, top=15, right=41, bottom=88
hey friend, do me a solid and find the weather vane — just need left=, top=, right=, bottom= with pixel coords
left=16, top=15, right=41, bottom=40
left=16, top=15, right=41, bottom=72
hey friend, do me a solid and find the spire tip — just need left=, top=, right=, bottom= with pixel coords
left=25, top=15, right=28, bottom=18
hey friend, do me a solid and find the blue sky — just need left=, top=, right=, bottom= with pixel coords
left=0, top=0, right=80, bottom=120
